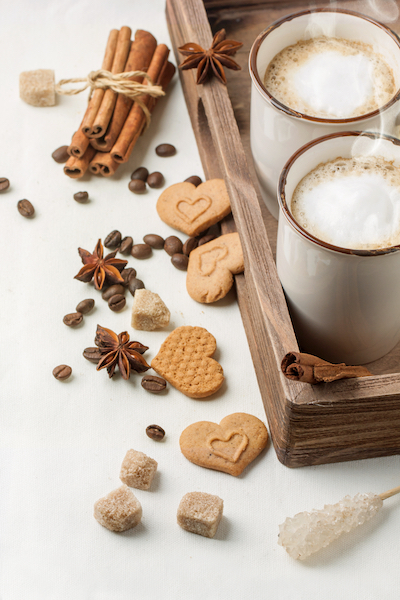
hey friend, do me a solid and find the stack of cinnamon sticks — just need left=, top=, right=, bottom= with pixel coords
left=64, top=27, right=175, bottom=179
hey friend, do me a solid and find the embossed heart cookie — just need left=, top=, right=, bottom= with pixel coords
left=186, top=232, right=244, bottom=303
left=156, top=179, right=231, bottom=236
left=180, top=413, right=269, bottom=476
left=151, top=326, right=224, bottom=398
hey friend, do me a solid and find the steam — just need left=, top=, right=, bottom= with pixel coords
left=366, top=0, right=399, bottom=23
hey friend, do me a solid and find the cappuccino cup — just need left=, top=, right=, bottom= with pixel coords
left=249, top=9, right=400, bottom=219
left=277, top=131, right=400, bottom=365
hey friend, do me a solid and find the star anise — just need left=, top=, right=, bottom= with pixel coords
left=178, top=29, right=243, bottom=85
left=74, top=239, right=127, bottom=290
left=94, top=325, right=150, bottom=380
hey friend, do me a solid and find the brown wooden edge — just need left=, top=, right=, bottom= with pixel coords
left=166, top=0, right=400, bottom=467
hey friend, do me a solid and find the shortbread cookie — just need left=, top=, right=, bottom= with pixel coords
left=180, top=413, right=269, bottom=476
left=151, top=326, right=224, bottom=398
left=156, top=179, right=231, bottom=236
left=186, top=232, right=244, bottom=303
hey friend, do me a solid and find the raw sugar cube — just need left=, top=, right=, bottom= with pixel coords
left=177, top=491, right=224, bottom=538
left=19, top=69, right=56, bottom=107
left=94, top=485, right=142, bottom=532
left=131, top=289, right=170, bottom=331
left=120, top=449, right=158, bottom=490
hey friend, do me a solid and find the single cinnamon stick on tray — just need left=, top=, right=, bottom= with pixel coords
left=89, top=151, right=119, bottom=177
left=89, top=26, right=132, bottom=139
left=64, top=145, right=96, bottom=179
left=90, top=29, right=157, bottom=153
left=281, top=352, right=372, bottom=384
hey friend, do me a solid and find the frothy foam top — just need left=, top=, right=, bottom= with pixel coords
left=290, top=156, right=400, bottom=250
left=264, top=37, right=396, bottom=119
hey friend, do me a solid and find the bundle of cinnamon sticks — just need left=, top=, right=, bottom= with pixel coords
left=64, top=27, right=175, bottom=179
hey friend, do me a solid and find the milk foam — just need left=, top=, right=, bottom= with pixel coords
left=291, top=156, right=400, bottom=249
left=264, top=37, right=396, bottom=119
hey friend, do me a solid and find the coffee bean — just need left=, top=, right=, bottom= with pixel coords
left=121, top=267, right=137, bottom=287
left=52, top=364, right=72, bottom=381
left=129, top=179, right=146, bottom=193
left=184, top=175, right=202, bottom=187
left=198, top=234, right=217, bottom=246
left=146, top=424, right=166, bottom=440
left=102, top=284, right=125, bottom=301
left=142, top=375, right=167, bottom=393
left=131, top=243, right=152, bottom=259
left=164, top=235, right=183, bottom=256
left=76, top=298, right=95, bottom=314
left=73, top=191, right=89, bottom=203
left=63, top=312, right=83, bottom=327
left=17, top=199, right=35, bottom=218
left=119, top=236, right=133, bottom=255
left=83, top=347, right=102, bottom=363
left=0, top=177, right=10, bottom=192
left=104, top=229, right=122, bottom=248
left=155, top=143, right=176, bottom=157
left=108, top=294, right=126, bottom=312
left=131, top=167, right=148, bottom=181
left=147, top=172, right=164, bottom=188
left=182, top=237, right=198, bottom=256
left=128, top=277, right=145, bottom=296
left=171, top=253, right=189, bottom=271
left=143, top=234, right=164, bottom=249
left=52, top=145, right=70, bottom=163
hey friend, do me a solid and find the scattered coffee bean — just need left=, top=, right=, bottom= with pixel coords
left=129, top=179, right=146, bottom=194
left=128, top=277, right=145, bottom=296
left=52, top=145, right=70, bottom=163
left=184, top=175, right=202, bottom=187
left=146, top=424, right=166, bottom=440
left=17, top=199, right=35, bottom=218
left=73, top=191, right=89, bottom=203
left=102, top=284, right=125, bottom=301
left=83, top=347, right=102, bottom=363
left=164, top=235, right=183, bottom=256
left=104, top=229, right=122, bottom=248
left=52, top=364, right=72, bottom=381
left=108, top=294, right=126, bottom=312
left=76, top=298, right=95, bottom=314
left=119, top=236, right=133, bottom=255
left=142, top=375, right=167, bottom=393
left=147, top=171, right=164, bottom=188
left=143, top=234, right=164, bottom=249
left=121, top=267, right=137, bottom=287
left=63, top=312, right=83, bottom=327
left=0, top=177, right=10, bottom=192
left=198, top=234, right=217, bottom=246
left=182, top=237, right=198, bottom=256
left=155, top=143, right=176, bottom=157
left=131, top=166, right=149, bottom=181
left=171, top=253, right=189, bottom=271
left=131, top=243, right=152, bottom=259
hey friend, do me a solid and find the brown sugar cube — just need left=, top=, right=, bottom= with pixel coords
left=131, top=289, right=170, bottom=331
left=94, top=485, right=142, bottom=532
left=177, top=491, right=224, bottom=538
left=19, top=69, right=55, bottom=107
left=120, top=449, right=158, bottom=490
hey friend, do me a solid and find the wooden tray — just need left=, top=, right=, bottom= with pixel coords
left=166, top=0, right=400, bottom=467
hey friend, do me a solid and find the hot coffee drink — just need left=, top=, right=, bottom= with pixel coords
left=264, top=37, right=396, bottom=119
left=291, top=155, right=400, bottom=249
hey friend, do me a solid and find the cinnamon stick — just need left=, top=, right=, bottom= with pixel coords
left=281, top=352, right=372, bottom=384
left=89, top=152, right=119, bottom=177
left=111, top=44, right=171, bottom=163
left=64, top=145, right=96, bottom=179
left=89, top=26, right=132, bottom=139
left=90, top=30, right=157, bottom=153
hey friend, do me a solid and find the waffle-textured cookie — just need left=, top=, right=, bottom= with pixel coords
left=151, top=326, right=224, bottom=398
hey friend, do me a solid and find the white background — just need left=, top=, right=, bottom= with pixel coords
left=1, top=1, right=400, bottom=598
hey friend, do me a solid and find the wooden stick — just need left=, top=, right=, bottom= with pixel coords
left=64, top=145, right=96, bottom=178
left=380, top=485, right=400, bottom=500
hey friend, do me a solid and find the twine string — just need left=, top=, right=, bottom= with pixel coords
left=55, top=69, right=165, bottom=128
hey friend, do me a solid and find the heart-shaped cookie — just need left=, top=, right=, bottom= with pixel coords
left=180, top=413, right=269, bottom=476
left=156, top=179, right=231, bottom=236
left=151, top=326, right=224, bottom=398
left=186, top=232, right=244, bottom=303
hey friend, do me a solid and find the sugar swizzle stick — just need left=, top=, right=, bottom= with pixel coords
left=278, top=485, right=400, bottom=560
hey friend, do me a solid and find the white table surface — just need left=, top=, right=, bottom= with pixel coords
left=1, top=1, right=400, bottom=598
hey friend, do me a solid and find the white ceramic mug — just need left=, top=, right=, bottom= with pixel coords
left=249, top=9, right=400, bottom=219
left=277, top=131, right=400, bottom=365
